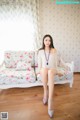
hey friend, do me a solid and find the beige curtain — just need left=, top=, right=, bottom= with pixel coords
left=0, top=0, right=41, bottom=51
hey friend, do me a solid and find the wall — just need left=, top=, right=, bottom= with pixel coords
left=39, top=0, right=80, bottom=72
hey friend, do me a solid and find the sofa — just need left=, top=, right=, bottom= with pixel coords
left=0, top=51, right=74, bottom=90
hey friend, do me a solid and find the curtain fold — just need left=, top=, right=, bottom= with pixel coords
left=0, top=0, right=41, bottom=64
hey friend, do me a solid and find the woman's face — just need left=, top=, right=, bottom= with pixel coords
left=44, top=36, right=51, bottom=47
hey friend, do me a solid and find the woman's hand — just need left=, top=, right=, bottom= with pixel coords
left=57, top=72, right=64, bottom=77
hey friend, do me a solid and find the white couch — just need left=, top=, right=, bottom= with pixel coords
left=0, top=51, right=74, bottom=90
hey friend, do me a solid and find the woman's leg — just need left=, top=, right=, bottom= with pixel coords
left=40, top=68, right=48, bottom=99
left=48, top=69, right=57, bottom=110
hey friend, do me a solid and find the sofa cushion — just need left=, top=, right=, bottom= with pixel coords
left=4, top=51, right=35, bottom=68
left=37, top=70, right=73, bottom=82
left=16, top=61, right=31, bottom=71
left=0, top=67, right=36, bottom=85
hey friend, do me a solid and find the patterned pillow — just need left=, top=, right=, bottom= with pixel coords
left=16, top=61, right=32, bottom=71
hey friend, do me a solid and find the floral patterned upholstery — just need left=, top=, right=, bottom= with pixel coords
left=0, top=68, right=36, bottom=84
left=0, top=51, right=36, bottom=85
left=0, top=50, right=74, bottom=88
left=4, top=51, right=35, bottom=68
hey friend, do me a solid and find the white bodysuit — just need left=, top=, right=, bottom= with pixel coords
left=37, top=49, right=67, bottom=74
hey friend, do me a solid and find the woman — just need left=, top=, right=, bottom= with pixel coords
left=36, top=34, right=69, bottom=118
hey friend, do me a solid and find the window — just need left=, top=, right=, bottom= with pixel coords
left=0, top=0, right=40, bottom=64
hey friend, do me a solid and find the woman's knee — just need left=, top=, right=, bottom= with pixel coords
left=48, top=69, right=57, bottom=76
left=40, top=68, right=48, bottom=82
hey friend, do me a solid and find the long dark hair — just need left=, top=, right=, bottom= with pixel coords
left=38, top=34, right=55, bottom=52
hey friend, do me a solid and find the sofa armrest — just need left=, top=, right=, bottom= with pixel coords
left=65, top=61, right=74, bottom=72
left=0, top=60, right=5, bottom=69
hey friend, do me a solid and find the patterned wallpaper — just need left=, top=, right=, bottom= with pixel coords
left=39, top=0, right=80, bottom=72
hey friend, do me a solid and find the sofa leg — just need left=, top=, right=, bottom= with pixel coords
left=70, top=82, right=73, bottom=88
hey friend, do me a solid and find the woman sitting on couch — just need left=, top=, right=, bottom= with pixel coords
left=36, top=34, right=69, bottom=118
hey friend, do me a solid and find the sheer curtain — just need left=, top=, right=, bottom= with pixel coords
left=0, top=0, right=41, bottom=64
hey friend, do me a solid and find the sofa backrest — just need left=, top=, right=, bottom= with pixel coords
left=4, top=51, right=35, bottom=68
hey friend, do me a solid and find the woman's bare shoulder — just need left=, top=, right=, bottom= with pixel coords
left=51, top=48, right=57, bottom=53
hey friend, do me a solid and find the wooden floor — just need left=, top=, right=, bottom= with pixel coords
left=0, top=73, right=80, bottom=120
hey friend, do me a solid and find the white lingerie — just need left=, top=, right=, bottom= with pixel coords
left=37, top=49, right=67, bottom=73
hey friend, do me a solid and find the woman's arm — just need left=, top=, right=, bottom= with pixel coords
left=57, top=51, right=70, bottom=70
